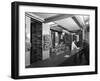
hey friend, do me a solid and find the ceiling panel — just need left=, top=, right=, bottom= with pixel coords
left=55, top=17, right=80, bottom=31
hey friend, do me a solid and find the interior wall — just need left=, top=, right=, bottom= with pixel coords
left=85, top=31, right=89, bottom=44
left=25, top=16, right=30, bottom=66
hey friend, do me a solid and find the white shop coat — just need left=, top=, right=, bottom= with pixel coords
left=71, top=41, right=80, bottom=50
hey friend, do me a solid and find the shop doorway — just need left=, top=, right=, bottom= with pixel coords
left=30, top=18, right=42, bottom=64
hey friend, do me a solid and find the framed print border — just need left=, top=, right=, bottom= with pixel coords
left=11, top=1, right=98, bottom=79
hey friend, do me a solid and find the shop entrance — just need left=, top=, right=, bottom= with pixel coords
left=30, top=18, right=42, bottom=64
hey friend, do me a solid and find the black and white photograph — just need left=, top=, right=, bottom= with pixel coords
left=25, top=12, right=90, bottom=68
left=11, top=1, right=97, bottom=79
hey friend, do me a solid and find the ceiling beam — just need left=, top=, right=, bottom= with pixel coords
left=44, top=14, right=73, bottom=23
left=72, top=16, right=83, bottom=29
left=25, top=12, right=44, bottom=22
